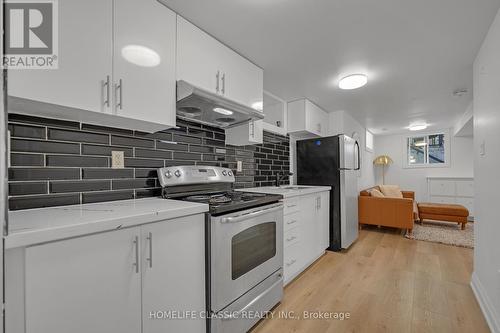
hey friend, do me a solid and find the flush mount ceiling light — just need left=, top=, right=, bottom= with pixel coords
left=213, top=107, right=234, bottom=116
left=121, top=45, right=161, bottom=67
left=339, top=74, right=368, bottom=90
left=408, top=124, right=428, bottom=131
left=251, top=101, right=263, bottom=111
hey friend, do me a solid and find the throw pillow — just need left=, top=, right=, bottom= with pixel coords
left=370, top=189, right=385, bottom=197
left=379, top=185, right=403, bottom=198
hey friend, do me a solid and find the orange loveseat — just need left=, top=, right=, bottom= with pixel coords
left=358, top=186, right=417, bottom=235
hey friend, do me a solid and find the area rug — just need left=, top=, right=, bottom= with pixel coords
left=412, top=220, right=474, bottom=248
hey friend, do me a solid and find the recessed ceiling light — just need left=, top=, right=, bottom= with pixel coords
left=408, top=124, right=428, bottom=131
left=213, top=107, right=233, bottom=115
left=251, top=101, right=263, bottom=111
left=121, top=45, right=161, bottom=67
left=339, top=74, right=368, bottom=90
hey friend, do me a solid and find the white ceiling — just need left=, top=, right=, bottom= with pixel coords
left=162, top=0, right=500, bottom=135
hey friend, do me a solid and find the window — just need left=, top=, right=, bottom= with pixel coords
left=405, top=132, right=448, bottom=167
left=365, top=130, right=374, bottom=152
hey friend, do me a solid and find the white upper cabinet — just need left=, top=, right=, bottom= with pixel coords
left=8, top=0, right=176, bottom=132
left=176, top=16, right=223, bottom=95
left=176, top=16, right=263, bottom=111
left=262, top=91, right=288, bottom=136
left=225, top=120, right=263, bottom=145
left=113, top=0, right=176, bottom=127
left=287, top=99, right=329, bottom=138
left=218, top=44, right=264, bottom=110
left=8, top=0, right=113, bottom=113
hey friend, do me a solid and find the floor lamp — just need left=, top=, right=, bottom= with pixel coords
left=373, top=155, right=393, bottom=185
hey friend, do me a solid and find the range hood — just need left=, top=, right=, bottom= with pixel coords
left=176, top=80, right=264, bottom=128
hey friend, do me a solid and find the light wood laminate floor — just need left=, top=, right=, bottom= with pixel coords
left=252, top=227, right=489, bottom=333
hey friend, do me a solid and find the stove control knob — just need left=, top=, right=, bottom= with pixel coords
left=222, top=170, right=227, bottom=176
left=165, top=170, right=172, bottom=178
left=228, top=171, right=233, bottom=176
left=174, top=170, right=182, bottom=178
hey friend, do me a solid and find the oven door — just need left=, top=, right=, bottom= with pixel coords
left=211, top=203, right=283, bottom=312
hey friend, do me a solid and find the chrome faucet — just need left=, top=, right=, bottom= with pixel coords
left=275, top=172, right=293, bottom=187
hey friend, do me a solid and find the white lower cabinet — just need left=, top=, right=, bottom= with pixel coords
left=282, top=191, right=330, bottom=285
left=7, top=215, right=205, bottom=333
left=141, top=216, right=205, bottom=333
left=25, top=227, right=142, bottom=333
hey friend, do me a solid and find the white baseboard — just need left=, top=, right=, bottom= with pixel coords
left=471, top=271, right=500, bottom=333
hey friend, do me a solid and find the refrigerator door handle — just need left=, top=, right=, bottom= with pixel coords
left=354, top=141, right=361, bottom=171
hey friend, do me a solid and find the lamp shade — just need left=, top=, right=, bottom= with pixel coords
left=373, top=155, right=393, bottom=165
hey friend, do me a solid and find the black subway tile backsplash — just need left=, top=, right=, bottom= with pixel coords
left=7, top=114, right=290, bottom=210
left=9, top=168, right=80, bottom=181
left=11, top=138, right=80, bottom=154
left=8, top=113, right=80, bottom=129
left=9, top=182, right=48, bottom=196
left=50, top=180, right=111, bottom=193
left=134, top=148, right=172, bottom=159
left=46, top=155, right=109, bottom=167
left=111, top=135, right=154, bottom=148
left=82, top=190, right=135, bottom=204
left=48, top=128, right=109, bottom=144
left=8, top=124, right=46, bottom=139
left=10, top=153, right=44, bottom=166
left=112, top=178, right=156, bottom=190
left=81, top=144, right=133, bottom=157
left=9, top=193, right=80, bottom=210
left=82, top=168, right=134, bottom=179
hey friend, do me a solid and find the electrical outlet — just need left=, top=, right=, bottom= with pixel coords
left=111, top=151, right=125, bottom=169
left=237, top=161, right=243, bottom=172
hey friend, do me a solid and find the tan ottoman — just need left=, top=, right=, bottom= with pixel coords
left=417, top=203, right=469, bottom=230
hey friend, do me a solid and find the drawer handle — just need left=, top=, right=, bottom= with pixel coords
left=287, top=204, right=297, bottom=208
left=286, top=259, right=297, bottom=267
left=286, top=236, right=297, bottom=242
left=287, top=220, right=297, bottom=225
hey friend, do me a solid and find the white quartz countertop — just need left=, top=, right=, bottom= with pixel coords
left=5, top=198, right=208, bottom=249
left=237, top=185, right=331, bottom=198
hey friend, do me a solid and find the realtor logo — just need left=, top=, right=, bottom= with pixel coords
left=3, top=0, right=58, bottom=69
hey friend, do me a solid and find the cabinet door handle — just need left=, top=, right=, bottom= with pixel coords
left=115, top=79, right=123, bottom=112
left=286, top=259, right=296, bottom=267
left=146, top=232, right=153, bottom=268
left=103, top=75, right=110, bottom=107
left=286, top=220, right=297, bottom=225
left=221, top=73, right=226, bottom=94
left=286, top=236, right=297, bottom=242
left=216, top=71, right=220, bottom=93
left=287, top=204, right=297, bottom=208
left=133, top=236, right=139, bottom=274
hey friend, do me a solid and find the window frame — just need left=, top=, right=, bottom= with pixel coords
left=402, top=129, right=450, bottom=169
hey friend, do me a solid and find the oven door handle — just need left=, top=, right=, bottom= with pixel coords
left=220, top=204, right=283, bottom=223
left=221, top=276, right=283, bottom=321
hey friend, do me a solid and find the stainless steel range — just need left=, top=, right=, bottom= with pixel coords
left=158, top=166, right=284, bottom=333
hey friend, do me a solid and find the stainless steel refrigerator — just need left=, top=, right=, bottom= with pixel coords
left=296, top=135, right=360, bottom=251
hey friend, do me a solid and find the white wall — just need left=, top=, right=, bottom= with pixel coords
left=374, top=132, right=473, bottom=201
left=472, top=7, right=500, bottom=332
